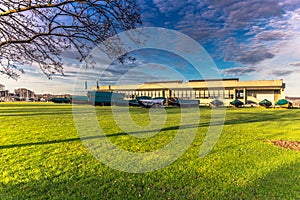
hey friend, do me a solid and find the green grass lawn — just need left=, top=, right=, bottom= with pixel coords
left=0, top=102, right=300, bottom=199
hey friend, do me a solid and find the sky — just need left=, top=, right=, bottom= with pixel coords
left=1, top=0, right=300, bottom=96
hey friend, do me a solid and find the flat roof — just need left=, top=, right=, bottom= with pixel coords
left=144, top=80, right=183, bottom=84
left=189, top=78, right=239, bottom=82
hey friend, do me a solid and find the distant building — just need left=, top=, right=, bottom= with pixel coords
left=35, top=93, right=71, bottom=102
left=14, top=88, right=35, bottom=101
left=93, top=78, right=286, bottom=106
left=0, top=84, right=4, bottom=91
left=0, top=85, right=72, bottom=102
left=286, top=97, right=300, bottom=108
left=0, top=84, right=9, bottom=101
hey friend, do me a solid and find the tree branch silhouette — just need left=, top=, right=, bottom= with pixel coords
left=0, top=0, right=141, bottom=79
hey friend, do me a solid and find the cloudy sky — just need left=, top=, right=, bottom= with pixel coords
left=2, top=0, right=300, bottom=96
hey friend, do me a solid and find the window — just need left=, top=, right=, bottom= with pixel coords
left=236, top=90, right=244, bottom=99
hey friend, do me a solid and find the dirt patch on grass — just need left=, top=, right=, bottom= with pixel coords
left=270, top=140, right=300, bottom=151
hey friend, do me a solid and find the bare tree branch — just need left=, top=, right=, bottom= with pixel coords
left=0, top=0, right=142, bottom=79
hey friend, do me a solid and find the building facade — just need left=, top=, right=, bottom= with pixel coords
left=14, top=88, right=35, bottom=101
left=94, top=78, right=286, bottom=106
left=0, top=84, right=9, bottom=101
left=286, top=96, right=300, bottom=108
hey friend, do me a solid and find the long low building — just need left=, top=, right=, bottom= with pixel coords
left=94, top=78, right=286, bottom=106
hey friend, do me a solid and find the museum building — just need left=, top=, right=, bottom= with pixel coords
left=93, top=78, right=286, bottom=106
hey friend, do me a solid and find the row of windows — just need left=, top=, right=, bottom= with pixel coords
left=117, top=89, right=235, bottom=99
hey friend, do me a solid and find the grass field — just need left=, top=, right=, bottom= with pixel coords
left=0, top=102, right=300, bottom=199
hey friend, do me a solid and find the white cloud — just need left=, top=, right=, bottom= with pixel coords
left=242, top=34, right=300, bottom=96
left=220, top=66, right=258, bottom=76
left=220, top=8, right=300, bottom=96
left=0, top=61, right=81, bottom=94
left=289, top=62, right=300, bottom=66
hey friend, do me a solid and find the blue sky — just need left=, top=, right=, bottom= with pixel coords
left=2, top=0, right=300, bottom=96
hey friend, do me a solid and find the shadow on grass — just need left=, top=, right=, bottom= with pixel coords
left=0, top=123, right=199, bottom=150
left=223, top=109, right=300, bottom=125
left=1, top=109, right=298, bottom=150
left=0, top=108, right=76, bottom=117
left=229, top=161, right=300, bottom=199
left=1, top=155, right=299, bottom=199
